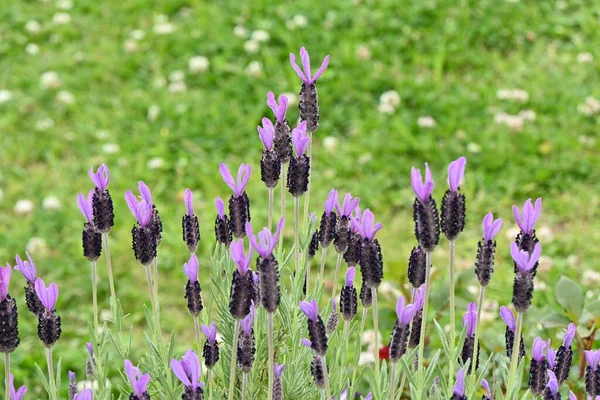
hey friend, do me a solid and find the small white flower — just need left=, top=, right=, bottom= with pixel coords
left=244, top=40, right=260, bottom=54
left=281, top=92, right=297, bottom=107
left=505, top=115, right=524, bottom=132
left=245, top=61, right=263, bottom=77
left=380, top=90, right=401, bottom=108
left=56, top=0, right=73, bottom=9
left=361, top=329, right=382, bottom=350
left=176, top=158, right=188, bottom=168
left=26, top=237, right=49, bottom=256
left=577, top=52, right=593, bottom=64
left=130, top=29, right=145, bottom=40
left=0, top=90, right=13, bottom=104
left=578, top=96, right=600, bottom=116
left=322, top=136, right=338, bottom=152
left=505, top=226, right=520, bottom=240
left=377, top=103, right=395, bottom=114
left=123, top=39, right=138, bottom=53
left=153, top=22, right=175, bottom=35
left=583, top=269, right=600, bottom=285
left=233, top=25, right=249, bottom=38
left=356, top=45, right=371, bottom=60
left=566, top=255, right=579, bottom=267
left=102, top=143, right=120, bottom=154
left=25, top=43, right=40, bottom=55
left=73, top=51, right=84, bottom=62
left=358, top=153, right=372, bottom=165
left=518, top=109, right=536, bottom=121
left=175, top=103, right=188, bottom=114
left=168, top=81, right=187, bottom=94
left=147, top=105, right=160, bottom=121
left=538, top=256, right=553, bottom=272
left=251, top=30, right=270, bottom=42
left=56, top=90, right=75, bottom=105
left=536, top=226, right=554, bottom=242
left=52, top=12, right=71, bottom=24
left=467, top=142, right=481, bottom=154
left=76, top=380, right=99, bottom=391
left=15, top=200, right=35, bottom=215
left=188, top=56, right=209, bottom=74
left=153, top=76, right=167, bottom=89
left=169, top=70, right=185, bottom=82
left=147, top=157, right=165, bottom=170
left=467, top=285, right=479, bottom=296
left=36, top=118, right=55, bottom=131
left=579, top=135, right=596, bottom=146
left=42, top=196, right=61, bottom=210
left=25, top=20, right=42, bottom=34
left=95, top=130, right=109, bottom=139
left=293, top=14, right=308, bottom=28
left=358, top=351, right=375, bottom=366
left=40, top=71, right=62, bottom=90
left=496, top=88, right=529, bottom=102
left=417, top=116, right=436, bottom=128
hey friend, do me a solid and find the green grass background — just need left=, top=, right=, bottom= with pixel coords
left=1, top=0, right=600, bottom=396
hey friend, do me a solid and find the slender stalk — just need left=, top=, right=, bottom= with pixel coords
left=507, top=312, right=524, bottom=400
left=397, top=372, right=407, bottom=400
left=331, top=253, right=343, bottom=298
left=471, top=286, right=485, bottom=378
left=144, top=264, right=162, bottom=341
left=91, top=260, right=99, bottom=332
left=194, top=316, right=203, bottom=378
left=102, top=233, right=116, bottom=300
left=229, top=321, right=241, bottom=400
left=153, top=256, right=159, bottom=314
left=208, top=369, right=213, bottom=400
left=305, top=255, right=311, bottom=296
left=319, top=247, right=328, bottom=282
left=343, top=320, right=350, bottom=343
left=389, top=362, right=398, bottom=400
left=350, top=307, right=369, bottom=397
left=417, top=251, right=433, bottom=398
left=372, top=287, right=380, bottom=386
left=268, top=187, right=274, bottom=232
left=449, top=240, right=456, bottom=348
left=303, top=131, right=313, bottom=221
left=321, top=355, right=331, bottom=400
left=294, top=196, right=300, bottom=274
left=242, top=373, right=248, bottom=400
left=5, top=352, right=9, bottom=400
left=278, top=164, right=287, bottom=255
left=267, top=312, right=275, bottom=400
left=46, top=347, right=57, bottom=400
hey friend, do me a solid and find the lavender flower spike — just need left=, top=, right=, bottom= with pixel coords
left=299, top=299, right=319, bottom=321
left=462, top=302, right=477, bottom=337
left=511, top=242, right=542, bottom=273
left=9, top=373, right=27, bottom=400
left=513, top=198, right=542, bottom=234
left=482, top=212, right=503, bottom=242
left=289, top=47, right=330, bottom=85
left=267, top=92, right=288, bottom=124
left=183, top=253, right=199, bottom=282
left=546, top=370, right=559, bottom=397
left=547, top=341, right=557, bottom=369
left=448, top=156, right=467, bottom=192
left=88, top=164, right=110, bottom=193
left=0, top=264, right=12, bottom=301
left=585, top=350, right=600, bottom=369
left=34, top=278, right=58, bottom=311
left=258, top=118, right=275, bottom=151
left=124, top=191, right=152, bottom=227
left=73, top=389, right=93, bottom=400
left=452, top=368, right=466, bottom=398
left=411, top=163, right=435, bottom=204
left=219, top=163, right=251, bottom=198
left=246, top=217, right=285, bottom=258
left=170, top=350, right=204, bottom=390
left=35, top=278, right=61, bottom=346
left=292, top=121, right=310, bottom=157
left=230, top=239, right=253, bottom=274
left=201, top=322, right=217, bottom=345
left=124, top=360, right=150, bottom=399
left=481, top=379, right=492, bottom=399
left=77, top=190, right=95, bottom=223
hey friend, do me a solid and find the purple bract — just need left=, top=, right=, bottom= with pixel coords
left=289, top=47, right=330, bottom=85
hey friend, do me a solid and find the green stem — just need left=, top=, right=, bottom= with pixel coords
left=242, top=373, right=248, bottom=400
left=294, top=196, right=300, bottom=275
left=397, top=372, right=407, bottom=400
left=449, top=240, right=456, bottom=349
left=305, top=254, right=312, bottom=297
left=350, top=308, right=369, bottom=398
left=268, top=187, right=274, bottom=233
left=5, top=352, right=9, bottom=400
left=102, top=233, right=116, bottom=300
left=229, top=321, right=241, bottom=400
left=372, top=287, right=380, bottom=387
left=46, top=347, right=57, bottom=400
left=321, top=355, right=331, bottom=400
left=144, top=264, right=162, bottom=344
left=153, top=256, right=159, bottom=316
left=331, top=253, right=343, bottom=299
left=471, top=286, right=485, bottom=380
left=267, top=312, right=275, bottom=400
left=194, top=316, right=203, bottom=379
left=208, top=369, right=213, bottom=400
left=389, top=362, right=397, bottom=400
left=303, top=131, right=313, bottom=222
left=278, top=164, right=287, bottom=255
left=319, top=247, right=328, bottom=283
left=91, top=260, right=99, bottom=332
left=507, top=312, right=524, bottom=400
left=417, top=251, right=433, bottom=399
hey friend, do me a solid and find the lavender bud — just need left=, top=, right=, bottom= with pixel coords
left=407, top=246, right=426, bottom=288
left=529, top=359, right=549, bottom=395
left=287, top=155, right=310, bottom=197
left=389, top=322, right=410, bottom=363
left=273, top=376, right=283, bottom=400
left=183, top=387, right=204, bottom=400
left=514, top=231, right=539, bottom=276
left=185, top=280, right=203, bottom=316
left=0, top=295, right=20, bottom=353
left=326, top=306, right=338, bottom=335
left=441, top=189, right=466, bottom=240
left=359, top=238, right=383, bottom=289
left=505, top=327, right=525, bottom=361
left=475, top=239, right=496, bottom=287
left=274, top=120, right=292, bottom=164
left=229, top=269, right=255, bottom=319
left=343, top=232, right=362, bottom=267
left=82, top=223, right=102, bottom=262
left=260, top=149, right=281, bottom=188
left=132, top=225, right=157, bottom=266
left=203, top=341, right=220, bottom=369
left=229, top=193, right=251, bottom=238
left=334, top=216, right=351, bottom=254
left=308, top=230, right=320, bottom=259
left=360, top=281, right=372, bottom=307
left=554, top=345, right=572, bottom=385
left=38, top=310, right=62, bottom=347
left=237, top=329, right=256, bottom=373
left=460, top=336, right=480, bottom=373
left=311, top=355, right=326, bottom=388
left=319, top=211, right=337, bottom=248
left=68, top=372, right=77, bottom=400
left=413, top=197, right=440, bottom=252
left=215, top=215, right=233, bottom=247
left=25, top=281, right=44, bottom=316
left=307, top=316, right=328, bottom=356
left=409, top=310, right=423, bottom=348
left=182, top=214, right=200, bottom=253
left=585, top=365, right=600, bottom=396
left=92, top=188, right=114, bottom=233
left=299, top=83, right=320, bottom=132
left=340, top=285, right=357, bottom=321
left=512, top=273, right=534, bottom=313
left=258, top=255, right=280, bottom=313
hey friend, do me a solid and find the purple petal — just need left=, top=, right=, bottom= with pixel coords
left=395, top=296, right=406, bottom=321
left=14, top=254, right=36, bottom=282
left=364, top=393, right=373, bottom=400
left=330, top=298, right=336, bottom=312
left=569, top=390, right=576, bottom=400
left=447, top=156, right=467, bottom=192
left=274, top=363, right=285, bottom=378
left=300, top=47, right=312, bottom=83
left=77, top=190, right=94, bottom=223
left=301, top=338, right=312, bottom=348
left=258, top=118, right=275, bottom=151
left=236, top=164, right=251, bottom=196
left=462, top=302, right=477, bottom=337
left=184, top=189, right=194, bottom=216
left=241, top=302, right=256, bottom=334
left=183, top=254, right=199, bottom=282
left=563, top=323, right=576, bottom=348
left=546, top=370, right=559, bottom=395
left=125, top=191, right=143, bottom=225
left=481, top=379, right=491, bottom=396
left=10, top=373, right=27, bottom=400
left=400, top=304, right=417, bottom=326
left=292, top=121, right=310, bottom=157
left=201, top=322, right=217, bottom=345
left=182, top=350, right=201, bottom=389
left=86, top=342, right=94, bottom=357
left=500, top=306, right=516, bottom=331
left=412, top=286, right=425, bottom=311
left=339, top=388, right=348, bottom=400
left=311, top=55, right=330, bottom=83
left=547, top=343, right=556, bottom=369
left=345, top=267, right=356, bottom=287
left=170, top=359, right=192, bottom=387
left=230, top=238, right=251, bottom=273
left=482, top=212, right=503, bottom=242
left=527, top=242, right=542, bottom=271
left=138, top=181, right=153, bottom=206
left=219, top=163, right=237, bottom=195
left=289, top=52, right=307, bottom=83
left=35, top=278, right=58, bottom=311
left=452, top=368, right=465, bottom=396
left=88, top=165, right=109, bottom=192
left=299, top=299, right=319, bottom=321
left=73, top=389, right=93, bottom=400
left=215, top=196, right=225, bottom=219
left=324, top=189, right=338, bottom=215
left=411, top=164, right=434, bottom=204
left=0, top=265, right=12, bottom=301
left=532, top=337, right=547, bottom=362
left=270, top=217, right=285, bottom=255
left=266, top=92, right=288, bottom=123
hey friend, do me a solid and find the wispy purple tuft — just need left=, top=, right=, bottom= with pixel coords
left=34, top=278, right=58, bottom=311
left=324, top=188, right=338, bottom=215
left=511, top=242, right=542, bottom=273
left=267, top=92, right=288, bottom=123
left=183, top=253, right=199, bottom=282
left=358, top=209, right=382, bottom=241
left=215, top=196, right=225, bottom=219
left=395, top=296, right=417, bottom=326
left=9, top=373, right=27, bottom=400
left=124, top=360, right=150, bottom=398
left=77, top=190, right=95, bottom=223
left=170, top=350, right=204, bottom=390
left=563, top=323, right=576, bottom=348
left=0, top=265, right=12, bottom=301
left=532, top=337, right=547, bottom=363
left=88, top=164, right=110, bottom=192
left=291, top=121, right=310, bottom=157
left=453, top=368, right=465, bottom=396
left=513, top=198, right=542, bottom=234
left=201, top=322, right=217, bottom=345
left=240, top=302, right=256, bottom=334
left=14, top=253, right=37, bottom=283
left=219, top=163, right=251, bottom=197
left=500, top=306, right=516, bottom=332
left=274, top=363, right=285, bottom=378
left=462, top=302, right=477, bottom=337
left=411, top=163, right=435, bottom=204
left=482, top=212, right=503, bottom=242
left=124, top=190, right=152, bottom=227
left=230, top=239, right=253, bottom=274
left=246, top=218, right=285, bottom=258
left=336, top=193, right=360, bottom=217
left=289, top=47, right=330, bottom=85
left=258, top=118, right=275, bottom=151
left=184, top=189, right=194, bottom=216
left=345, top=267, right=356, bottom=287
left=447, top=156, right=467, bottom=192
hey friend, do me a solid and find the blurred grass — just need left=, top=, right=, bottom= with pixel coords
left=1, top=0, right=600, bottom=395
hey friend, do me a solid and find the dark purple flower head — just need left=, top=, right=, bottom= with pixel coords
left=230, top=239, right=253, bottom=274
left=324, top=188, right=338, bottom=215
left=77, top=190, right=95, bottom=223
left=0, top=265, right=12, bottom=301
left=274, top=363, right=285, bottom=378
left=336, top=193, right=360, bottom=217
left=34, top=278, right=58, bottom=311
left=9, top=373, right=27, bottom=400
left=88, top=164, right=110, bottom=192
left=15, top=252, right=37, bottom=283
left=395, top=295, right=417, bottom=326
left=289, top=47, right=330, bottom=85
left=585, top=350, right=600, bottom=369
left=462, top=302, right=477, bottom=337
left=69, top=370, right=76, bottom=384
left=357, top=209, right=382, bottom=241
left=513, top=198, right=542, bottom=234
left=291, top=121, right=310, bottom=157
left=267, top=92, right=288, bottom=124
left=170, top=350, right=204, bottom=390
left=500, top=306, right=516, bottom=332
left=73, top=389, right=93, bottom=400
left=563, top=323, right=576, bottom=348
left=532, top=337, right=547, bottom=363
left=240, top=302, right=256, bottom=334
left=124, top=190, right=152, bottom=227
left=345, top=267, right=356, bottom=287
left=258, top=118, right=275, bottom=151
left=547, top=340, right=556, bottom=369
left=86, top=342, right=94, bottom=358
left=411, top=163, right=434, bottom=204
left=215, top=196, right=225, bottom=219
left=184, top=189, right=194, bottom=216
left=546, top=370, right=559, bottom=396
left=482, top=212, right=503, bottom=242
left=219, top=163, right=251, bottom=197
left=201, top=322, right=217, bottom=345
left=447, top=157, right=467, bottom=193
left=481, top=379, right=491, bottom=397
left=412, top=286, right=425, bottom=311
left=301, top=338, right=312, bottom=348
left=299, top=299, right=319, bottom=321
left=511, top=242, right=542, bottom=273
left=453, top=368, right=465, bottom=396
left=124, top=360, right=150, bottom=398
left=246, top=217, right=285, bottom=258
left=183, top=253, right=199, bottom=282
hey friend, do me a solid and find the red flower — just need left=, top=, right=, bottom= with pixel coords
left=379, top=345, right=390, bottom=361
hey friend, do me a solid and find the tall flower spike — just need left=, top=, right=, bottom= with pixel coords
left=290, top=47, right=329, bottom=132
left=267, top=92, right=288, bottom=124
left=300, top=299, right=328, bottom=356
left=476, top=213, right=501, bottom=286
left=273, top=363, right=285, bottom=400
left=512, top=242, right=540, bottom=312
left=220, top=163, right=252, bottom=238
left=214, top=196, right=232, bottom=246
left=334, top=193, right=359, bottom=254
left=411, top=163, right=440, bottom=251
left=9, top=373, right=27, bottom=400
left=182, top=189, right=201, bottom=253
left=287, top=121, right=311, bottom=197
left=79, top=190, right=102, bottom=261
left=340, top=267, right=357, bottom=321
left=500, top=306, right=525, bottom=361
left=183, top=254, right=203, bottom=316
left=0, top=264, right=19, bottom=353
left=408, top=245, right=426, bottom=288
left=389, top=296, right=416, bottom=363
left=259, top=117, right=281, bottom=189
left=555, top=323, right=576, bottom=385
left=320, top=189, right=339, bottom=248
left=529, top=337, right=549, bottom=395
left=89, top=164, right=110, bottom=193
left=441, top=156, right=467, bottom=240
left=237, top=302, right=257, bottom=373
left=15, top=253, right=44, bottom=316
left=247, top=220, right=283, bottom=312
left=229, top=239, right=255, bottom=319
left=70, top=370, right=79, bottom=400
left=124, top=360, right=151, bottom=399
left=513, top=198, right=542, bottom=235
left=326, top=298, right=338, bottom=334
left=35, top=278, right=61, bottom=347
left=289, top=47, right=330, bottom=85
left=461, top=301, right=479, bottom=372
left=585, top=349, right=600, bottom=396
left=411, top=163, right=435, bottom=205
left=126, top=190, right=156, bottom=266
left=89, top=164, right=114, bottom=233
left=358, top=209, right=384, bottom=289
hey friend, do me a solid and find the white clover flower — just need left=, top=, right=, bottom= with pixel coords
left=169, top=70, right=185, bottom=82
left=53, top=12, right=72, bottom=24
left=377, top=103, right=395, bottom=115
left=0, top=90, right=13, bottom=104
left=379, top=281, right=401, bottom=298
left=153, top=21, right=175, bottom=35
left=76, top=380, right=98, bottom=391
left=322, top=136, right=338, bottom=152
left=130, top=29, right=145, bottom=40
left=361, top=329, right=382, bottom=349
left=175, top=103, right=188, bottom=114
left=25, top=43, right=40, bottom=55
left=356, top=45, right=371, bottom=60
left=251, top=30, right=270, bottom=42
left=233, top=25, right=249, bottom=38
left=496, top=88, right=529, bottom=102
left=358, top=153, right=372, bottom=165
left=505, top=115, right=524, bottom=131
left=358, top=351, right=375, bottom=366
left=57, top=0, right=73, bottom=9
left=168, top=81, right=187, bottom=93
left=147, top=157, right=165, bottom=170
left=583, top=269, right=600, bottom=285
left=42, top=196, right=61, bottom=210
left=147, top=105, right=160, bottom=121
left=281, top=92, right=297, bottom=107
left=40, top=71, right=61, bottom=90
left=577, top=52, right=593, bottom=64
left=152, top=76, right=167, bottom=89
left=245, top=61, right=262, bottom=77
left=56, top=90, right=75, bottom=105
left=15, top=199, right=35, bottom=215
left=380, top=90, right=401, bottom=108
left=466, top=142, right=481, bottom=154
left=536, top=226, right=554, bottom=242
left=27, top=237, right=49, bottom=256
left=188, top=56, right=209, bottom=74
left=25, top=20, right=42, bottom=34
left=73, top=51, right=84, bottom=62
left=36, top=118, right=55, bottom=131
left=123, top=39, right=138, bottom=53
left=293, top=14, right=308, bottom=28
left=102, top=143, right=120, bottom=154
left=417, top=116, right=436, bottom=128
left=538, top=256, right=553, bottom=272
left=244, top=40, right=260, bottom=54
left=577, top=96, right=600, bottom=116
left=518, top=109, right=536, bottom=121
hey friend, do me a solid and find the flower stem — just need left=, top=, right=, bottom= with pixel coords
left=267, top=312, right=275, bottom=400
left=91, top=260, right=99, bottom=332
left=350, top=307, right=369, bottom=398
left=305, top=254, right=311, bottom=296
left=398, top=372, right=407, bottom=400
left=144, top=264, right=162, bottom=343
left=372, top=287, right=380, bottom=386
left=303, top=131, right=313, bottom=222
left=268, top=187, right=274, bottom=233
left=417, top=251, right=433, bottom=399
left=319, top=247, right=328, bottom=282
left=507, top=312, right=524, bottom=400
left=102, top=233, right=116, bottom=301
left=294, top=196, right=300, bottom=275
left=449, top=240, right=456, bottom=348
left=5, top=352, right=10, bottom=400
left=153, top=256, right=159, bottom=315
left=331, top=253, right=343, bottom=299
left=321, top=355, right=331, bottom=400
left=389, top=362, right=397, bottom=400
left=242, top=373, right=248, bottom=400
left=194, top=315, right=203, bottom=378
left=278, top=164, right=287, bottom=255
left=208, top=369, right=213, bottom=399
left=471, top=286, right=485, bottom=380
left=229, top=320, right=241, bottom=400
left=46, top=347, right=57, bottom=400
